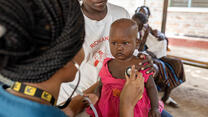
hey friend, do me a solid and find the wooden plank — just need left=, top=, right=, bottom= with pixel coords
left=167, top=54, right=208, bottom=69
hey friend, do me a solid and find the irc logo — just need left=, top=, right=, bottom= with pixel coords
left=24, top=86, right=37, bottom=96
left=41, top=91, right=52, bottom=102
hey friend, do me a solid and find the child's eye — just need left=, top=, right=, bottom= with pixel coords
left=112, top=42, right=116, bottom=45
left=123, top=42, right=129, bottom=45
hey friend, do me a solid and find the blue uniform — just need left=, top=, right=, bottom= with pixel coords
left=0, top=85, right=67, bottom=117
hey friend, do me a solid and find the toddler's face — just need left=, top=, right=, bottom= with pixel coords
left=109, top=27, right=138, bottom=61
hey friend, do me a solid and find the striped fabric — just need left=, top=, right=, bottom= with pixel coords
left=154, top=57, right=186, bottom=90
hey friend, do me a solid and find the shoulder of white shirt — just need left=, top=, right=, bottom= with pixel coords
left=107, top=3, right=130, bottom=18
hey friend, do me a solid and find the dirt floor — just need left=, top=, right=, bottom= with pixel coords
left=163, top=64, right=208, bottom=117
left=164, top=46, right=208, bottom=117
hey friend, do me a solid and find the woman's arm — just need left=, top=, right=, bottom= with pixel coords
left=62, top=82, right=99, bottom=117
left=83, top=80, right=102, bottom=105
left=120, top=65, right=144, bottom=117
left=120, top=106, right=134, bottom=117
left=149, top=26, right=167, bottom=41
left=138, top=26, right=150, bottom=51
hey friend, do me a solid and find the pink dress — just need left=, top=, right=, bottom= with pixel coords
left=87, top=58, right=163, bottom=117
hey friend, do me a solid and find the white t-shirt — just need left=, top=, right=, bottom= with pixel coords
left=58, top=3, right=130, bottom=104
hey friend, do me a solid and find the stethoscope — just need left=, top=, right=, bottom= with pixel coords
left=0, top=61, right=99, bottom=117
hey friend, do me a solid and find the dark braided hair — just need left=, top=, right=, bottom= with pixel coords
left=135, top=6, right=151, bottom=17
left=132, top=13, right=148, bottom=24
left=0, top=0, right=85, bottom=82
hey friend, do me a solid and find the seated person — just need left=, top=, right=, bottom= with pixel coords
left=86, top=19, right=174, bottom=117
left=135, top=6, right=168, bottom=42
left=132, top=11, right=186, bottom=108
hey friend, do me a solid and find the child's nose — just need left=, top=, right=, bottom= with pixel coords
left=117, top=44, right=124, bottom=51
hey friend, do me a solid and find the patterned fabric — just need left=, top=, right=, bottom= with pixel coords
left=87, top=58, right=164, bottom=117
left=154, top=57, right=186, bottom=90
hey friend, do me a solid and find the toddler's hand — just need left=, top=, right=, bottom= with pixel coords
left=148, top=109, right=161, bottom=117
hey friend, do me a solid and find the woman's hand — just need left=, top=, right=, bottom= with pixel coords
left=83, top=93, right=99, bottom=106
left=151, top=29, right=167, bottom=41
left=137, top=52, right=158, bottom=77
left=120, top=65, right=144, bottom=117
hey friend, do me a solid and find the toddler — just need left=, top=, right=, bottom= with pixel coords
left=87, top=18, right=163, bottom=117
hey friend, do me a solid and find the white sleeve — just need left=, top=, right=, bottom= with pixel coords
left=108, top=3, right=130, bottom=19
left=123, top=8, right=130, bottom=18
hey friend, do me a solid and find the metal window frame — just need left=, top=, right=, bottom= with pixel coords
left=188, top=0, right=192, bottom=7
left=169, top=0, right=192, bottom=8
